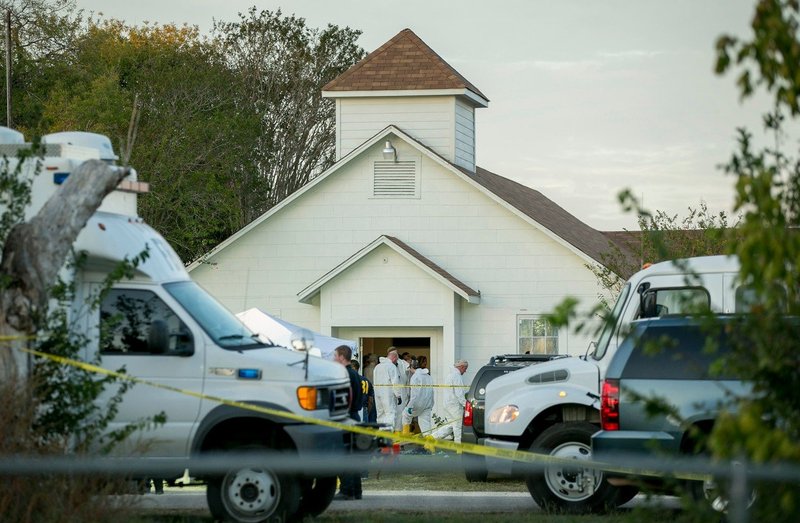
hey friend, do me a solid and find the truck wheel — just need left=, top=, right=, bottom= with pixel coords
left=463, top=454, right=489, bottom=482
left=525, top=422, right=619, bottom=514
left=290, top=476, right=337, bottom=520
left=206, top=445, right=300, bottom=523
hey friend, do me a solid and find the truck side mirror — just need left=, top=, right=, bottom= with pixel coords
left=148, top=320, right=170, bottom=354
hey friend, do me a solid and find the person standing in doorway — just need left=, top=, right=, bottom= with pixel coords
left=394, top=352, right=411, bottom=431
left=434, top=360, right=469, bottom=443
left=372, top=348, right=402, bottom=428
left=402, top=359, right=434, bottom=435
left=333, top=345, right=363, bottom=500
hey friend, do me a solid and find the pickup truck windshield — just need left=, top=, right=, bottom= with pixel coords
left=164, top=281, right=267, bottom=350
left=592, top=283, right=630, bottom=361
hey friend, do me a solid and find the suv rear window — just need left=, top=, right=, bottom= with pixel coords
left=474, top=368, right=519, bottom=399
left=621, top=324, right=736, bottom=380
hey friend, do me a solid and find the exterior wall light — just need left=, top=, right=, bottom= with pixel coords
left=382, top=140, right=397, bottom=161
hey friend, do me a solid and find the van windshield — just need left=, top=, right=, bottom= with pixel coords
left=164, top=281, right=267, bottom=350
left=592, top=283, right=630, bottom=361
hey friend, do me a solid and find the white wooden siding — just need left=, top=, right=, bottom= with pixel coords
left=454, top=98, right=475, bottom=172
left=338, top=97, right=455, bottom=161
left=191, top=138, right=604, bottom=374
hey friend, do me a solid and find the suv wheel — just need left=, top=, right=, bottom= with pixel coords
left=463, top=453, right=488, bottom=482
left=206, top=444, right=300, bottom=523
left=525, top=422, right=620, bottom=513
left=688, top=462, right=756, bottom=513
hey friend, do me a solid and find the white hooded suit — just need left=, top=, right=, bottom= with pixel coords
left=372, top=356, right=401, bottom=427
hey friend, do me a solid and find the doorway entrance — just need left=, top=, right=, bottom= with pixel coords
left=360, top=336, right=430, bottom=377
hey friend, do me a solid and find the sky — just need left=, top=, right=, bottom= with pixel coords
left=73, top=0, right=775, bottom=231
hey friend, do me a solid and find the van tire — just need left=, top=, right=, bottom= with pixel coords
left=525, top=422, right=620, bottom=514
left=206, top=444, right=300, bottom=523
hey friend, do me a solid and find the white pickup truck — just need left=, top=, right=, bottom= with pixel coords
left=481, top=255, right=744, bottom=513
left=1, top=128, right=355, bottom=522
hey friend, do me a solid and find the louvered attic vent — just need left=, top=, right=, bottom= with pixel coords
left=373, top=160, right=418, bottom=198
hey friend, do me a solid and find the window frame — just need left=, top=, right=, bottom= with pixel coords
left=100, top=287, right=194, bottom=356
left=517, top=315, right=560, bottom=355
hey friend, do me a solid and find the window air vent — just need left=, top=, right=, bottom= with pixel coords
left=373, top=160, right=418, bottom=198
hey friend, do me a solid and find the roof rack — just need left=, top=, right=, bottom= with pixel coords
left=487, top=353, right=565, bottom=365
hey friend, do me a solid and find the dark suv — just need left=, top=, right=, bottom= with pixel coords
left=463, top=353, right=562, bottom=482
left=591, top=316, right=748, bottom=504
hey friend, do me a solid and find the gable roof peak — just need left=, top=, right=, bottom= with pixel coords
left=322, top=28, right=488, bottom=102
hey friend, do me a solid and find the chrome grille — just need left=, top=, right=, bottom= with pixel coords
left=329, top=386, right=350, bottom=416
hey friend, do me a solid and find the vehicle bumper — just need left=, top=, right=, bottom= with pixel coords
left=591, top=429, right=679, bottom=484
left=481, top=437, right=520, bottom=476
left=591, top=429, right=678, bottom=456
left=284, top=422, right=348, bottom=455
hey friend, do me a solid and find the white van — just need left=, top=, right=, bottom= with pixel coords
left=1, top=128, right=354, bottom=522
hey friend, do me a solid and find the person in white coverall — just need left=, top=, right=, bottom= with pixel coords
left=372, top=349, right=402, bottom=427
left=394, top=356, right=411, bottom=431
left=434, top=359, right=469, bottom=443
left=402, top=359, right=434, bottom=434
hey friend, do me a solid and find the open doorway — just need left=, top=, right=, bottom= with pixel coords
left=360, top=337, right=430, bottom=383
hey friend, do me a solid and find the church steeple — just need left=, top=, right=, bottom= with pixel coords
left=322, top=29, right=488, bottom=172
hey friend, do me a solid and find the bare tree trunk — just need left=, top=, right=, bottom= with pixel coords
left=0, top=159, right=129, bottom=378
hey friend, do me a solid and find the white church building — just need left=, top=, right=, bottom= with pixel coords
left=188, top=29, right=626, bottom=385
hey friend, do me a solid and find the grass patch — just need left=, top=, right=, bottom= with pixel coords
left=363, top=471, right=527, bottom=492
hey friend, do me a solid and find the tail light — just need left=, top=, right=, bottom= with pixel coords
left=463, top=400, right=473, bottom=427
left=600, top=379, right=620, bottom=431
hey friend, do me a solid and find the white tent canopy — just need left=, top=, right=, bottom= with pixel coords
left=236, top=308, right=357, bottom=361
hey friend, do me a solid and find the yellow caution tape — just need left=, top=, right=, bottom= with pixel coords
left=14, top=345, right=706, bottom=482
left=373, top=383, right=467, bottom=388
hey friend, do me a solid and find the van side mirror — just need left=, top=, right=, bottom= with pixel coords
left=148, top=320, right=170, bottom=354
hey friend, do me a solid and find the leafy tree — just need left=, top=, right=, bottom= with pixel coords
left=9, top=8, right=365, bottom=263
left=594, top=200, right=738, bottom=306
left=708, top=0, right=800, bottom=518
left=0, top=0, right=85, bottom=131
left=213, top=8, right=365, bottom=221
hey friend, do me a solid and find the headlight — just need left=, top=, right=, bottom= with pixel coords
left=488, top=405, right=519, bottom=424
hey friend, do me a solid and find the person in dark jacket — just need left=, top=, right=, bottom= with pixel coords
left=351, top=359, right=377, bottom=423
left=333, top=345, right=362, bottom=500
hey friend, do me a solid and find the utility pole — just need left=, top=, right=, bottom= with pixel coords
left=6, top=9, right=11, bottom=127
left=5, top=9, right=11, bottom=128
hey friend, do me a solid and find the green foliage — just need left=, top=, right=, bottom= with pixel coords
left=2, top=6, right=365, bottom=263
left=213, top=8, right=366, bottom=219
left=591, top=197, right=737, bottom=307
left=31, top=248, right=168, bottom=454
left=710, top=2, right=800, bottom=520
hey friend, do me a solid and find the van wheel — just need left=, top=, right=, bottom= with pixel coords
left=290, top=476, right=337, bottom=520
left=464, top=454, right=489, bottom=482
left=206, top=445, right=300, bottom=523
left=525, top=422, right=620, bottom=514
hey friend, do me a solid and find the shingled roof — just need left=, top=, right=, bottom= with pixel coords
left=322, top=28, right=488, bottom=101
left=454, top=164, right=634, bottom=267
